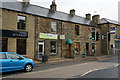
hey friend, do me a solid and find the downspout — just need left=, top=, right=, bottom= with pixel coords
left=34, top=16, right=38, bottom=60
left=61, top=21, right=63, bottom=58
left=107, top=23, right=110, bottom=56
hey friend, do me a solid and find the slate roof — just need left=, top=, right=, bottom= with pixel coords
left=0, top=1, right=96, bottom=27
left=99, top=18, right=120, bottom=26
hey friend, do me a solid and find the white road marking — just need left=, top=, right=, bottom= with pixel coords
left=80, top=64, right=119, bottom=77
left=0, top=77, right=2, bottom=80
left=80, top=70, right=93, bottom=77
left=114, top=64, right=119, bottom=67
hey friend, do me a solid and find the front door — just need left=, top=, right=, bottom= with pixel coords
left=65, top=44, right=71, bottom=57
left=86, top=43, right=89, bottom=56
left=38, top=41, right=44, bottom=60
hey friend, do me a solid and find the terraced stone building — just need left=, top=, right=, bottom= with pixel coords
left=0, top=0, right=119, bottom=60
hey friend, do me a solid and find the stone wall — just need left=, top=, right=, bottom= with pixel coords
left=2, top=9, right=35, bottom=59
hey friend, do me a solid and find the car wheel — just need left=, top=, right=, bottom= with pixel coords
left=24, top=64, right=33, bottom=72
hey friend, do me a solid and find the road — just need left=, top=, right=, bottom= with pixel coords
left=1, top=56, right=119, bottom=80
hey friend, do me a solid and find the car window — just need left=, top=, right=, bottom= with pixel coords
left=8, top=53, right=22, bottom=59
left=0, top=53, right=7, bottom=59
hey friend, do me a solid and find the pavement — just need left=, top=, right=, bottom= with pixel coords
left=34, top=54, right=117, bottom=64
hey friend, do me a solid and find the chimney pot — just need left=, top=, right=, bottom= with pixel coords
left=50, top=0, right=57, bottom=11
left=92, top=15, right=100, bottom=24
left=86, top=13, right=91, bottom=20
left=70, top=9, right=75, bottom=16
left=23, top=0, right=30, bottom=5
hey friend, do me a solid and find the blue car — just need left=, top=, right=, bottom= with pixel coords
left=0, top=52, right=35, bottom=72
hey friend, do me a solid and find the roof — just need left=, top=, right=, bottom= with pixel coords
left=99, top=18, right=120, bottom=26
left=0, top=1, right=97, bottom=27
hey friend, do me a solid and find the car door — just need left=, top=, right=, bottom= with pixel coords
left=7, top=53, right=25, bottom=70
left=0, top=52, right=10, bottom=72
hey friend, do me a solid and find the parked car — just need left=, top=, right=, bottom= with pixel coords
left=0, top=52, right=35, bottom=72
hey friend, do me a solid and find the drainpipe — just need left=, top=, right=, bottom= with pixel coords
left=34, top=16, right=38, bottom=60
left=60, top=22, right=62, bottom=58
left=107, top=24, right=110, bottom=56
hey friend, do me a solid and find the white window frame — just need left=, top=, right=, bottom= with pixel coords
left=51, top=22, right=57, bottom=33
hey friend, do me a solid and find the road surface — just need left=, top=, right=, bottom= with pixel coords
left=1, top=56, right=119, bottom=80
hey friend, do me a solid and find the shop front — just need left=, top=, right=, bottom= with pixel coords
left=38, top=33, right=58, bottom=60
left=0, top=29, right=28, bottom=54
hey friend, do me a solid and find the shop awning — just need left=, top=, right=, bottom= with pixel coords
left=66, top=38, right=73, bottom=44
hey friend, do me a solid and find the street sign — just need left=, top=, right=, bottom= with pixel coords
left=110, top=27, right=116, bottom=34
left=60, top=35, right=65, bottom=39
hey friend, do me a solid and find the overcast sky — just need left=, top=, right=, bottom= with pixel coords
left=1, top=0, right=120, bottom=21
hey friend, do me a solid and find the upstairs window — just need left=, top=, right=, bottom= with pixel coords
left=17, top=16, right=26, bottom=30
left=75, top=25, right=79, bottom=35
left=51, top=22, right=57, bottom=33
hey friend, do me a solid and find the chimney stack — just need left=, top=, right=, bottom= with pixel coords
left=70, top=9, right=75, bottom=16
left=50, top=0, right=57, bottom=12
left=92, top=15, right=100, bottom=24
left=23, top=0, right=30, bottom=5
left=85, top=13, right=91, bottom=20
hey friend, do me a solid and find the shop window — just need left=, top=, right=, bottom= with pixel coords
left=0, top=38, right=8, bottom=52
left=75, top=25, right=79, bottom=35
left=51, top=22, right=57, bottom=33
left=50, top=41, right=57, bottom=55
left=115, top=41, right=120, bottom=49
left=17, top=15, right=26, bottom=30
left=17, top=39, right=26, bottom=55
left=74, top=42, right=80, bottom=53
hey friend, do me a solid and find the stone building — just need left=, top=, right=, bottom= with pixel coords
left=99, top=18, right=120, bottom=55
left=0, top=0, right=119, bottom=60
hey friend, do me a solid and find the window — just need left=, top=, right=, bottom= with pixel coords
left=50, top=41, right=57, bottom=55
left=75, top=25, right=79, bottom=35
left=17, top=16, right=26, bottom=29
left=115, top=41, right=120, bottom=49
left=0, top=38, right=8, bottom=52
left=8, top=53, right=22, bottom=59
left=17, top=39, right=26, bottom=55
left=51, top=22, right=57, bottom=33
left=74, top=42, right=80, bottom=53
left=0, top=53, right=7, bottom=59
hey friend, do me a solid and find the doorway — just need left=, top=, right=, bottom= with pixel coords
left=65, top=44, right=71, bottom=57
left=38, top=41, right=44, bottom=60
left=0, top=38, right=8, bottom=52
left=86, top=43, right=89, bottom=56
left=17, top=39, right=26, bottom=55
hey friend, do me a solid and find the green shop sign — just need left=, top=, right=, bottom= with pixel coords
left=39, top=33, right=58, bottom=39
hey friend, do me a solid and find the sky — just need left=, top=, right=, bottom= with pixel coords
left=1, top=0, right=120, bottom=21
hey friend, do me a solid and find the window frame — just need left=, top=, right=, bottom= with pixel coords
left=51, top=21, right=57, bottom=34
left=75, top=25, right=79, bottom=35
left=50, top=41, right=57, bottom=55
left=17, top=15, right=26, bottom=30
left=74, top=42, right=80, bottom=53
